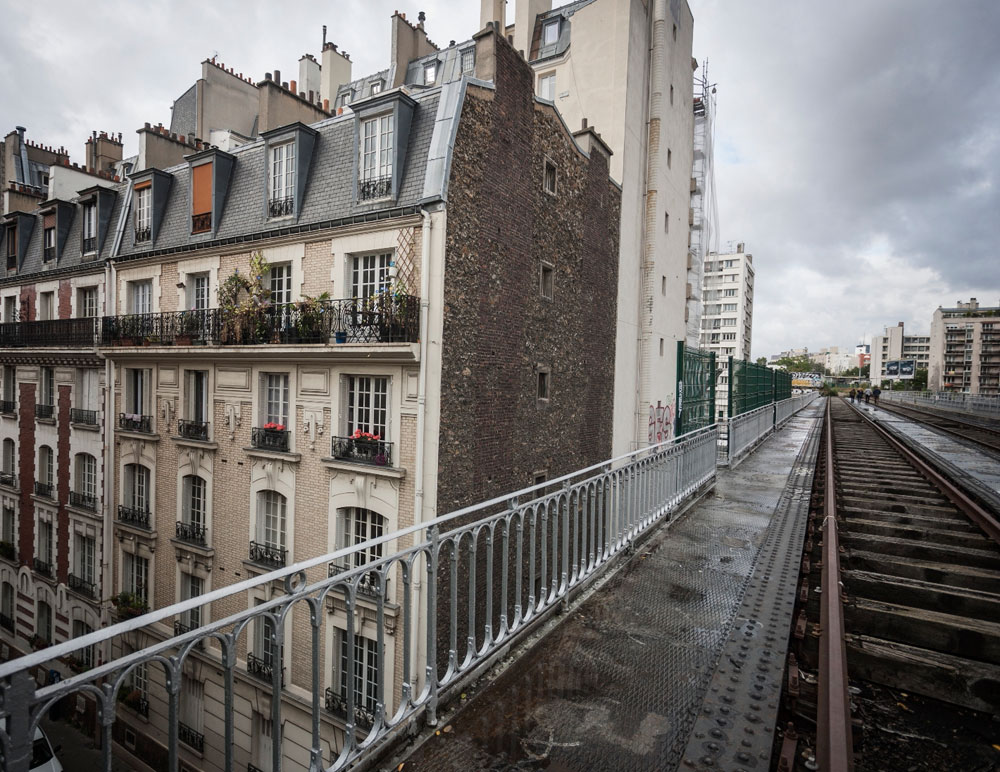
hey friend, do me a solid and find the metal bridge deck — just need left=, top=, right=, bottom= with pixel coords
left=394, top=402, right=824, bottom=772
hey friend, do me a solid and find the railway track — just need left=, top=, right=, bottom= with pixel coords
left=779, top=397, right=1000, bottom=772
left=876, top=399, right=1000, bottom=455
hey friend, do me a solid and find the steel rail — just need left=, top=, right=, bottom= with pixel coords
left=849, top=399, right=1000, bottom=546
left=817, top=398, right=854, bottom=772
left=875, top=400, right=1000, bottom=454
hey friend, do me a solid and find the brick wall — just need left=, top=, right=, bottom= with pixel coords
left=58, top=279, right=72, bottom=319
left=17, top=381, right=35, bottom=565
left=19, top=285, right=35, bottom=321
left=56, top=384, right=71, bottom=583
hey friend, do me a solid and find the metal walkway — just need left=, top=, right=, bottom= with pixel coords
left=394, top=401, right=824, bottom=772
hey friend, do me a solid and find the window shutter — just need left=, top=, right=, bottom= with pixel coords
left=191, top=163, right=213, bottom=216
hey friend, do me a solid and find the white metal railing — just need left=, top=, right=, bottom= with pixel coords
left=881, top=390, right=1000, bottom=419
left=725, top=391, right=818, bottom=466
left=0, top=426, right=718, bottom=772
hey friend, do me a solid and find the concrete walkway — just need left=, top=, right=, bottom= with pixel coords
left=395, top=402, right=824, bottom=772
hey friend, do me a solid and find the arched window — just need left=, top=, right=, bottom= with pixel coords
left=181, top=475, right=207, bottom=530
left=1, top=581, right=14, bottom=631
left=256, top=491, right=286, bottom=551
left=339, top=508, right=386, bottom=568
left=36, top=600, right=53, bottom=643
left=73, top=453, right=97, bottom=510
left=37, top=445, right=54, bottom=491
left=1, top=438, right=14, bottom=478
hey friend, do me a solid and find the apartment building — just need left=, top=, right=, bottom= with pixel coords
left=483, top=0, right=697, bottom=449
left=870, top=321, right=931, bottom=381
left=929, top=298, right=1000, bottom=394
left=0, top=17, right=620, bottom=771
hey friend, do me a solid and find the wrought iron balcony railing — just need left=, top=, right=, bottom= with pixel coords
left=0, top=471, right=16, bottom=488
left=246, top=653, right=284, bottom=685
left=176, top=520, right=208, bottom=546
left=268, top=196, right=295, bottom=218
left=32, top=557, right=53, bottom=578
left=358, top=174, right=392, bottom=201
left=0, top=317, right=99, bottom=348
left=70, top=408, right=98, bottom=425
left=0, top=612, right=13, bottom=632
left=192, top=212, right=212, bottom=233
left=43, top=246, right=55, bottom=262
left=251, top=427, right=289, bottom=452
left=134, top=226, right=151, bottom=244
left=325, top=688, right=375, bottom=728
left=118, top=413, right=152, bottom=433
left=330, top=436, right=393, bottom=467
left=82, top=236, right=96, bottom=253
left=248, top=540, right=286, bottom=568
left=68, top=573, right=97, bottom=599
left=69, top=490, right=97, bottom=511
left=0, top=540, right=16, bottom=561
left=0, top=399, right=14, bottom=413
left=178, top=721, right=205, bottom=752
left=327, top=563, right=385, bottom=598
left=119, top=691, right=149, bottom=717
left=117, top=505, right=151, bottom=529
left=35, top=404, right=54, bottom=420
left=34, top=481, right=53, bottom=498
left=178, top=419, right=209, bottom=441
left=98, top=296, right=419, bottom=347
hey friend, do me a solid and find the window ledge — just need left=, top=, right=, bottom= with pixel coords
left=71, top=422, right=101, bottom=432
left=116, top=429, right=161, bottom=441
left=242, top=559, right=292, bottom=577
left=35, top=417, right=56, bottom=426
left=171, top=437, right=219, bottom=451
left=67, top=503, right=103, bottom=521
left=320, top=458, right=405, bottom=479
left=171, top=537, right=215, bottom=558
left=30, top=494, right=58, bottom=508
left=243, top=447, right=301, bottom=463
left=0, top=482, right=18, bottom=494
left=0, top=412, right=16, bottom=420
left=114, top=521, right=158, bottom=540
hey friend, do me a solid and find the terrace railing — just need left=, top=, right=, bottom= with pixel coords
left=0, top=317, right=99, bottom=348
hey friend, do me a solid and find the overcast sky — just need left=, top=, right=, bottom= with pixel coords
left=2, top=1, right=998, bottom=359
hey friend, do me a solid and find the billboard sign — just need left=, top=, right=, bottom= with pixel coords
left=885, top=361, right=899, bottom=377
left=885, top=360, right=915, bottom=379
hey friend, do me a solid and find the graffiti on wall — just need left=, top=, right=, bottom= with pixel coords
left=648, top=399, right=676, bottom=445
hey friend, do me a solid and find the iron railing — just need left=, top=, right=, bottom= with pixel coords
left=68, top=574, right=97, bottom=599
left=69, top=491, right=97, bottom=511
left=268, top=196, right=295, bottom=218
left=178, top=722, right=205, bottom=752
left=248, top=540, right=286, bottom=568
left=118, top=413, right=152, bottom=433
left=32, top=557, right=53, bottom=578
left=43, top=246, right=55, bottom=262
left=0, top=427, right=721, bottom=772
left=251, top=427, right=289, bottom=452
left=725, top=392, right=818, bottom=467
left=35, top=404, right=54, bottom=420
left=134, top=226, right=151, bottom=244
left=0, top=612, right=13, bottom=631
left=82, top=236, right=96, bottom=253
left=0, top=472, right=16, bottom=488
left=880, top=390, right=1000, bottom=419
left=192, top=212, right=212, bottom=233
left=70, top=408, right=98, bottom=425
left=0, top=541, right=15, bottom=561
left=246, top=653, right=284, bottom=685
left=0, top=399, right=14, bottom=413
left=117, top=505, right=151, bottom=529
left=327, top=563, right=385, bottom=598
left=178, top=419, right=209, bottom=441
left=325, top=688, right=375, bottom=728
left=0, top=317, right=99, bottom=348
left=358, top=174, right=392, bottom=201
left=176, top=520, right=208, bottom=546
left=33, top=481, right=53, bottom=498
left=330, top=436, right=393, bottom=466
left=99, top=297, right=419, bottom=347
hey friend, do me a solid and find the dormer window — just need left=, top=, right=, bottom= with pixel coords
left=43, top=227, right=55, bottom=262
left=337, top=90, right=354, bottom=108
left=4, top=226, right=15, bottom=270
left=461, top=48, right=475, bottom=74
left=423, top=62, right=437, bottom=86
left=82, top=203, right=96, bottom=253
left=369, top=81, right=383, bottom=96
left=134, top=184, right=151, bottom=243
left=191, top=161, right=213, bottom=234
left=359, top=114, right=393, bottom=201
left=543, top=19, right=560, bottom=46
left=268, top=142, right=296, bottom=218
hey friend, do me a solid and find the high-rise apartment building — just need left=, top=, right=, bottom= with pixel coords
left=929, top=298, right=1000, bottom=394
left=870, top=322, right=931, bottom=381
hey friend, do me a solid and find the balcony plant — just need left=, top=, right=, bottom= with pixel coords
left=294, top=292, right=331, bottom=343
left=175, top=310, right=202, bottom=345
left=218, top=252, right=272, bottom=345
left=111, top=590, right=149, bottom=620
left=29, top=634, right=50, bottom=651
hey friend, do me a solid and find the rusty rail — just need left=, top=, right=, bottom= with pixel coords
left=818, top=398, right=854, bottom=772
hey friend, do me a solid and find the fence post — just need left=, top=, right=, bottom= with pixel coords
left=727, top=355, right=734, bottom=419
left=675, top=340, right=685, bottom=438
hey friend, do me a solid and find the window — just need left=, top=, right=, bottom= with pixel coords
left=1, top=505, right=14, bottom=548
left=5, top=226, right=16, bottom=268
left=77, top=287, right=98, bottom=318
left=723, top=303, right=737, bottom=312
left=182, top=475, right=207, bottom=531
left=539, top=73, right=555, bottom=101
left=724, top=289, right=737, bottom=297
left=180, top=675, right=205, bottom=737
left=36, top=518, right=53, bottom=568
left=537, top=369, right=550, bottom=401
left=187, top=370, right=208, bottom=424
left=73, top=620, right=94, bottom=669
left=360, top=114, right=394, bottom=196
left=337, top=90, right=354, bottom=108
left=351, top=252, right=391, bottom=299
left=38, top=292, right=54, bottom=321
left=257, top=490, right=287, bottom=552
left=125, top=368, right=148, bottom=416
left=82, top=202, right=97, bottom=252
left=3, top=365, right=15, bottom=405
left=460, top=48, right=475, bottom=74
left=542, top=19, right=560, bottom=45
left=539, top=263, right=554, bottom=299
left=134, top=186, right=151, bottom=242
left=722, top=332, right=736, bottom=341
left=129, top=280, right=152, bottom=315
left=180, top=574, right=203, bottom=629
left=2, top=582, right=14, bottom=627
left=269, top=143, right=296, bottom=216
left=262, top=373, right=289, bottom=426
left=339, top=508, right=386, bottom=567
left=191, top=162, right=213, bottom=233
left=254, top=610, right=278, bottom=671
left=124, top=464, right=151, bottom=512
left=1, top=439, right=13, bottom=478
left=3, top=296, right=16, bottom=322
left=123, top=552, right=149, bottom=601
left=337, top=629, right=380, bottom=718
left=268, top=264, right=292, bottom=307
left=38, top=446, right=54, bottom=490
left=722, top=318, right=736, bottom=327
left=40, top=366, right=54, bottom=410
left=36, top=601, right=52, bottom=643
left=369, top=80, right=383, bottom=95
left=74, top=533, right=95, bottom=589
left=543, top=159, right=557, bottom=195
left=346, top=376, right=388, bottom=438
left=423, top=61, right=437, bottom=85
left=75, top=453, right=97, bottom=503
left=43, top=227, right=55, bottom=261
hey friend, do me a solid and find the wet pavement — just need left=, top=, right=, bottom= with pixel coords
left=395, top=402, right=824, bottom=772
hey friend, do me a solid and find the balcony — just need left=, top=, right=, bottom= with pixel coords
left=192, top=212, right=212, bottom=234
left=246, top=653, right=284, bottom=684
left=70, top=408, right=98, bottom=426
left=248, top=540, right=286, bottom=569
left=268, top=196, right=294, bottom=218
left=0, top=399, right=14, bottom=414
left=177, top=419, right=209, bottom=441
left=34, top=481, right=53, bottom=498
left=118, top=413, right=152, bottom=433
left=134, top=226, right=151, bottom=244
left=43, top=246, right=55, bottom=262
left=68, top=573, right=97, bottom=599
left=33, top=557, right=53, bottom=578
left=118, top=689, right=149, bottom=717
left=0, top=317, right=99, bottom=348
left=0, top=541, right=15, bottom=561
left=327, top=563, right=385, bottom=599
left=324, top=688, right=375, bottom=729
left=0, top=612, right=13, bottom=632
left=178, top=722, right=205, bottom=752
left=82, top=236, right=96, bottom=254
left=118, top=505, right=151, bottom=529
left=331, top=436, right=393, bottom=467
left=0, top=471, right=16, bottom=488
left=358, top=174, right=392, bottom=202
left=69, top=490, right=97, bottom=511
left=176, top=520, right=208, bottom=546
left=35, top=404, right=54, bottom=420
left=251, top=427, right=289, bottom=453
left=99, top=297, right=419, bottom=347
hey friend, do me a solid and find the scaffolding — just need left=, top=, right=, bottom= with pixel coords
left=687, top=62, right=719, bottom=346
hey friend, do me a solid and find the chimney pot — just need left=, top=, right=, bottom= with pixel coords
left=582, top=118, right=588, bottom=129
left=450, top=40, right=455, bottom=46
left=265, top=72, right=273, bottom=81
left=308, top=90, right=314, bottom=102
left=323, top=98, right=330, bottom=111
left=282, top=82, right=289, bottom=90
left=418, top=10, right=426, bottom=23
left=290, top=79, right=297, bottom=93
left=274, top=69, right=281, bottom=82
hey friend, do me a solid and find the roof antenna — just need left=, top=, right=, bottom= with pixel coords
left=323, top=25, right=327, bottom=48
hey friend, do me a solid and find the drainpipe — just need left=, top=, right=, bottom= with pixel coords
left=100, top=259, right=115, bottom=662
left=411, top=207, right=432, bottom=691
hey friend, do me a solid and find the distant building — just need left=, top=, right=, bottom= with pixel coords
left=871, top=322, right=930, bottom=381
left=929, top=298, right=1000, bottom=394
left=809, top=346, right=855, bottom=375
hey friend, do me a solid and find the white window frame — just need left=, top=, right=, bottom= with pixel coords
left=350, top=252, right=392, bottom=300
left=40, top=366, right=54, bottom=407
left=75, top=453, right=97, bottom=498
left=73, top=620, right=95, bottom=668
left=542, top=19, right=560, bottom=45
left=338, top=508, right=386, bottom=567
left=187, top=370, right=208, bottom=423
left=539, top=73, right=556, bottom=101
left=423, top=61, right=437, bottom=85
left=346, top=376, right=388, bottom=438
left=262, top=373, right=289, bottom=426
left=123, top=551, right=149, bottom=601
left=182, top=475, right=207, bottom=530
left=124, top=368, right=148, bottom=416
left=256, top=490, right=287, bottom=551
left=268, top=264, right=292, bottom=307
left=77, top=286, right=99, bottom=318
left=187, top=273, right=210, bottom=311
left=336, top=629, right=380, bottom=715
left=125, top=463, right=151, bottom=512
left=460, top=48, right=475, bottom=74
left=135, top=187, right=151, bottom=236
left=269, top=142, right=296, bottom=209
left=2, top=365, right=15, bottom=401
left=360, top=114, right=394, bottom=183
left=38, top=445, right=54, bottom=488
left=76, top=368, right=98, bottom=411
left=180, top=573, right=203, bottom=629
left=130, top=280, right=152, bottom=315
left=36, top=516, right=53, bottom=566
left=74, top=532, right=96, bottom=583
left=82, top=202, right=97, bottom=250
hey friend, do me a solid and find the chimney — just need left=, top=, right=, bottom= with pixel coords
left=320, top=43, right=352, bottom=106
left=480, top=0, right=505, bottom=30
left=390, top=9, right=438, bottom=88
left=299, top=53, right=322, bottom=97
left=514, top=0, right=551, bottom=59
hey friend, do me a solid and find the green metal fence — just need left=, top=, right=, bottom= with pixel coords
left=675, top=341, right=716, bottom=436
left=727, top=357, right=774, bottom=417
left=773, top=369, right=792, bottom=402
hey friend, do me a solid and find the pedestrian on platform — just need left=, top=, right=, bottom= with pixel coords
left=864, top=387, right=872, bottom=404
left=873, top=386, right=881, bottom=406
left=849, top=388, right=856, bottom=403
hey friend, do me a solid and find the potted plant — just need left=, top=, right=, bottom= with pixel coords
left=218, top=252, right=272, bottom=345
left=294, top=292, right=330, bottom=343
left=351, top=429, right=382, bottom=461
left=111, top=590, right=149, bottom=620
left=175, top=310, right=201, bottom=345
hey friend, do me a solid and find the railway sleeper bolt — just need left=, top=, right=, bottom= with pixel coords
left=798, top=580, right=809, bottom=603
left=787, top=655, right=800, bottom=698
left=794, top=610, right=808, bottom=639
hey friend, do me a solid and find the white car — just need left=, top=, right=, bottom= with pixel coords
left=30, top=726, right=63, bottom=772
